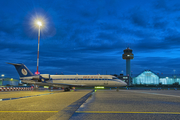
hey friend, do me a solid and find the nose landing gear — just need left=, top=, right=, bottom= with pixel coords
left=116, top=87, right=119, bottom=92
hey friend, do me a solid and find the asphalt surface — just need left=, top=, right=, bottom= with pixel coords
left=1, top=89, right=180, bottom=120
left=0, top=90, right=92, bottom=120
left=70, top=90, right=180, bottom=120
left=0, top=90, right=61, bottom=99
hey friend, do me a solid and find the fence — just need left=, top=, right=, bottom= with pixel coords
left=0, top=87, right=33, bottom=92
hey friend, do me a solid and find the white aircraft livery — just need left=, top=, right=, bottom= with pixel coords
left=8, top=63, right=127, bottom=91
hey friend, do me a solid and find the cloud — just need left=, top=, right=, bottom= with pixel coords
left=152, top=17, right=168, bottom=29
left=132, top=56, right=180, bottom=75
left=153, top=0, right=180, bottom=12
left=2, top=0, right=180, bottom=79
left=154, top=0, right=169, bottom=11
left=127, top=7, right=151, bottom=28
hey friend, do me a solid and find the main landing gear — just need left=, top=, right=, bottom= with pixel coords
left=64, top=87, right=71, bottom=92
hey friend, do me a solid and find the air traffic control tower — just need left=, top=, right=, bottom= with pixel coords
left=122, top=47, right=134, bottom=85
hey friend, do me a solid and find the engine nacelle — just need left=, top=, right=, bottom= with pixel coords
left=40, top=74, right=50, bottom=80
left=31, top=74, right=50, bottom=82
left=32, top=75, right=41, bottom=80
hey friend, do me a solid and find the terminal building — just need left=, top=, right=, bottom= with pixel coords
left=132, top=70, right=180, bottom=85
left=118, top=70, right=180, bottom=86
left=132, top=70, right=159, bottom=85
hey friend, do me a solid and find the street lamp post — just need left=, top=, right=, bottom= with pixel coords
left=36, top=21, right=42, bottom=74
left=10, top=78, right=13, bottom=86
left=1, top=74, right=4, bottom=86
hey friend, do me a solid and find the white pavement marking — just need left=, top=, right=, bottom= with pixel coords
left=122, top=90, right=180, bottom=98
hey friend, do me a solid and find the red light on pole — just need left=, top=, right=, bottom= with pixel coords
left=35, top=71, right=40, bottom=75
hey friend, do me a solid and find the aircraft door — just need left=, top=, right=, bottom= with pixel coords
left=75, top=77, right=78, bottom=82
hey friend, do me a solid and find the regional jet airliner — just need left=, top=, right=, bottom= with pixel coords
left=8, top=63, right=127, bottom=91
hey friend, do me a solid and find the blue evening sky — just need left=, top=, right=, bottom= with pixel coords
left=1, top=0, right=180, bottom=79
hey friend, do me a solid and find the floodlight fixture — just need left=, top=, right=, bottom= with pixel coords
left=37, top=21, right=42, bottom=26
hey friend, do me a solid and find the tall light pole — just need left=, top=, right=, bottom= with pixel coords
left=36, top=21, right=42, bottom=74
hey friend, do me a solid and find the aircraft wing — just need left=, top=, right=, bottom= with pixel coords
left=21, top=80, right=85, bottom=87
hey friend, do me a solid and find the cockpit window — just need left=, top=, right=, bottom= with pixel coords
left=112, top=76, right=118, bottom=79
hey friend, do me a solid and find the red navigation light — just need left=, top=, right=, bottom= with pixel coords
left=35, top=71, right=40, bottom=74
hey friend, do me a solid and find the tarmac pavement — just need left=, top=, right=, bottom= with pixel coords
left=0, top=89, right=180, bottom=120
left=70, top=90, right=180, bottom=120
left=0, top=90, right=92, bottom=120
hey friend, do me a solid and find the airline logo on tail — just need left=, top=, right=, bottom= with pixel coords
left=7, top=63, right=34, bottom=77
left=21, top=69, right=27, bottom=75
left=41, top=79, right=44, bottom=82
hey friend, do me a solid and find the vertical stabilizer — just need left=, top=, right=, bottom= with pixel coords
left=7, top=63, right=33, bottom=77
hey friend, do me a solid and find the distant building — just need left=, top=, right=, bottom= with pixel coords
left=117, top=74, right=130, bottom=85
left=159, top=75, right=180, bottom=85
left=0, top=78, right=19, bottom=86
left=132, top=70, right=180, bottom=85
left=132, top=70, right=159, bottom=85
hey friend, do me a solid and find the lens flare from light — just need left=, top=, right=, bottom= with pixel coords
left=32, top=15, right=46, bottom=30
left=37, top=21, right=42, bottom=26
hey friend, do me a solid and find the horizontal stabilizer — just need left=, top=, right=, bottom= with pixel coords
left=7, top=63, right=22, bottom=66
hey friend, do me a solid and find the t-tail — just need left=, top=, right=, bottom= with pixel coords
left=8, top=63, right=49, bottom=83
left=7, top=63, right=34, bottom=77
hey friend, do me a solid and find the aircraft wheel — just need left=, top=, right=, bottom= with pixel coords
left=64, top=87, right=70, bottom=92
left=116, top=87, right=119, bottom=92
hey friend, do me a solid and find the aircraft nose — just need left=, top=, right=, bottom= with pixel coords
left=121, top=81, right=127, bottom=86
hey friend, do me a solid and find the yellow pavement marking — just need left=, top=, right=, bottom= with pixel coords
left=0, top=111, right=58, bottom=113
left=76, top=111, right=180, bottom=114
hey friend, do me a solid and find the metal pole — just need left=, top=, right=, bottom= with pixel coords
left=36, top=25, right=40, bottom=74
left=1, top=74, right=4, bottom=86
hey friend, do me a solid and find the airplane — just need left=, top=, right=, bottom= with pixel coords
left=8, top=63, right=127, bottom=91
